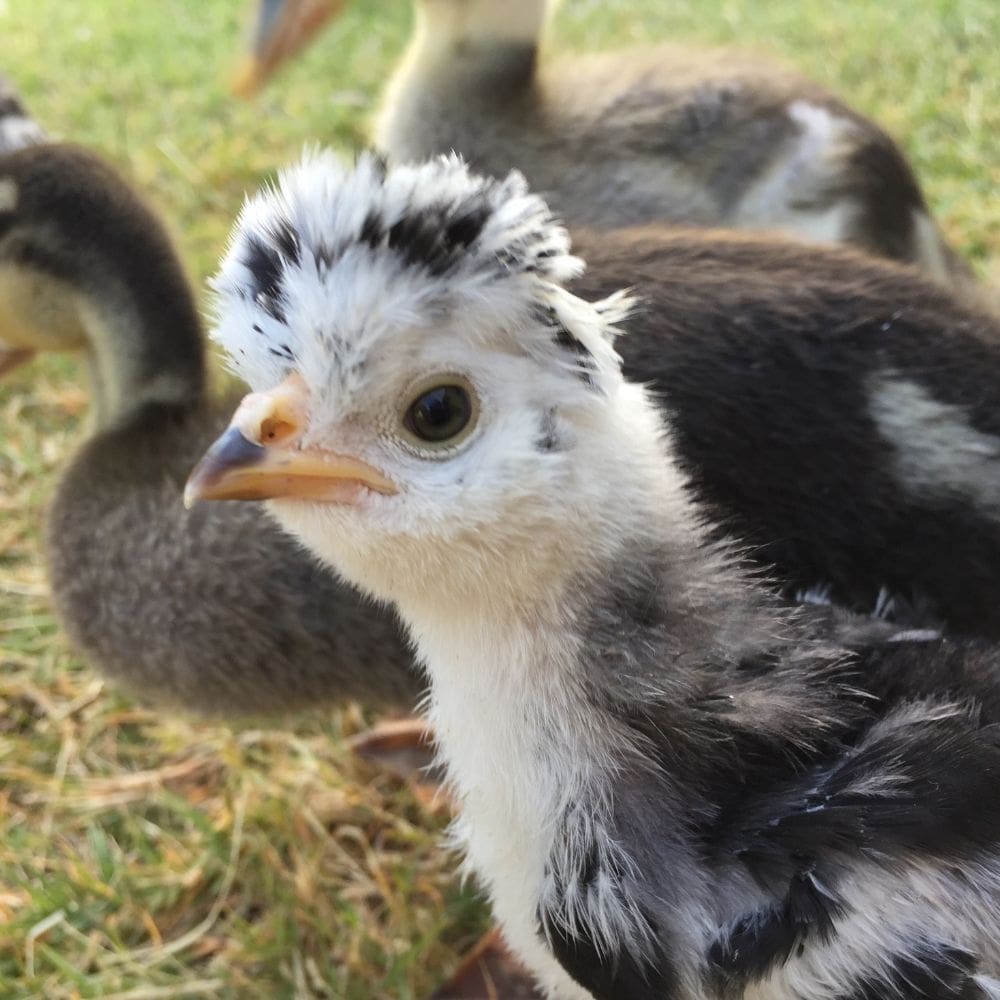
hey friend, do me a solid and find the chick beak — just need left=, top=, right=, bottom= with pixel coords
left=183, top=372, right=397, bottom=508
left=232, top=0, right=344, bottom=97
left=0, top=346, right=34, bottom=377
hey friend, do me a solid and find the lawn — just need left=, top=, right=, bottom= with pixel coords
left=1, top=0, right=998, bottom=996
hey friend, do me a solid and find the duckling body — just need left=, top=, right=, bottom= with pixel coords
left=194, top=152, right=1000, bottom=1000
left=375, top=2, right=966, bottom=284
left=48, top=398, right=418, bottom=713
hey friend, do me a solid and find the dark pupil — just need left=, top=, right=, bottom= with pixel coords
left=407, top=385, right=472, bottom=443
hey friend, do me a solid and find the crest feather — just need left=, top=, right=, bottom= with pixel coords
left=211, top=150, right=636, bottom=393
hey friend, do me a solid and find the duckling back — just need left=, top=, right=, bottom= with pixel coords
left=377, top=21, right=973, bottom=290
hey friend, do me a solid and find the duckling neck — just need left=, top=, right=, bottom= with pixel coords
left=412, top=0, right=547, bottom=64
left=79, top=271, right=206, bottom=432
left=376, top=0, right=547, bottom=155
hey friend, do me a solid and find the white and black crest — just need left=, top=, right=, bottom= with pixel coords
left=211, top=150, right=631, bottom=399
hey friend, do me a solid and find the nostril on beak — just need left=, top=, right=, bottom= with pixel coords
left=259, top=415, right=298, bottom=444
left=232, top=373, right=310, bottom=447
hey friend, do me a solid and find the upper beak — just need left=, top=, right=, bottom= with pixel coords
left=184, top=373, right=398, bottom=507
left=232, top=0, right=345, bottom=97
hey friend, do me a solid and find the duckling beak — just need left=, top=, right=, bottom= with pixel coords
left=232, top=0, right=344, bottom=97
left=183, top=373, right=397, bottom=507
left=0, top=345, right=34, bottom=376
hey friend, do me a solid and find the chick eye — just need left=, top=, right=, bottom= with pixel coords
left=402, top=381, right=477, bottom=448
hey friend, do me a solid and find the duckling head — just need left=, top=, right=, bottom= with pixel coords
left=0, top=141, right=206, bottom=426
left=0, top=157, right=84, bottom=376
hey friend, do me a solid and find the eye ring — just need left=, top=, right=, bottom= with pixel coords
left=399, top=375, right=479, bottom=452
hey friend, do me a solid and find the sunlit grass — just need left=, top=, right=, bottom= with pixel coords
left=1, top=0, right=997, bottom=994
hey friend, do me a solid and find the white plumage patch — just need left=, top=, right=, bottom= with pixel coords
left=735, top=99, right=857, bottom=245
left=0, top=73, right=45, bottom=156
left=868, top=372, right=1000, bottom=512
left=211, top=150, right=629, bottom=411
left=0, top=114, right=45, bottom=155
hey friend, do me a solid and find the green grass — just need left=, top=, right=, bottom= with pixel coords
left=1, top=0, right=998, bottom=996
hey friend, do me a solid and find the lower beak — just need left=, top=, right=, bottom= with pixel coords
left=232, top=0, right=345, bottom=97
left=0, top=346, right=35, bottom=377
left=184, top=428, right=397, bottom=507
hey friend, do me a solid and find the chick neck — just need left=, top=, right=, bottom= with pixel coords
left=370, top=379, right=777, bottom=788
left=355, top=378, right=798, bottom=990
